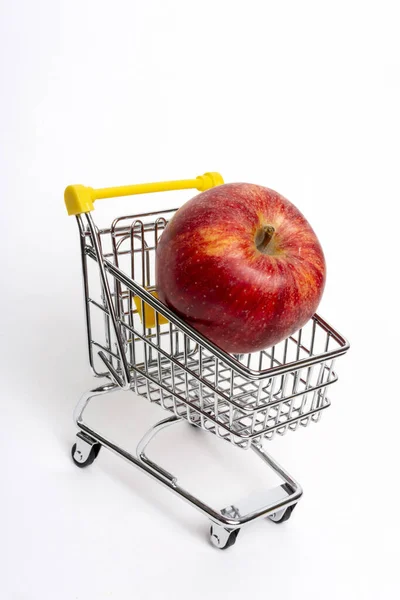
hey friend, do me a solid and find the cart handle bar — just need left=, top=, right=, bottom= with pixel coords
left=64, top=172, right=224, bottom=216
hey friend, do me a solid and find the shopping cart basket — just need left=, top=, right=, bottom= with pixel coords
left=65, top=172, right=349, bottom=549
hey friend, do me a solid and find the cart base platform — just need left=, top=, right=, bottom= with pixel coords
left=72, top=381, right=303, bottom=549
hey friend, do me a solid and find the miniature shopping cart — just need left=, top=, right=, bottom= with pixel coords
left=65, top=172, right=349, bottom=549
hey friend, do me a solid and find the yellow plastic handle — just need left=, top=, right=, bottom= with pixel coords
left=64, top=172, right=224, bottom=216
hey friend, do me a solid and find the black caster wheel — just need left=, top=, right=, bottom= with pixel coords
left=268, top=504, right=296, bottom=524
left=71, top=442, right=101, bottom=468
left=210, top=524, right=240, bottom=549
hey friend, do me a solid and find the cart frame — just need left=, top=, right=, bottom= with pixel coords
left=65, top=173, right=349, bottom=548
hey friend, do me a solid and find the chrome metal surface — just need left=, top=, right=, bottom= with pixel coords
left=268, top=508, right=288, bottom=522
left=136, top=415, right=180, bottom=485
left=72, top=431, right=99, bottom=463
left=70, top=197, right=349, bottom=545
left=76, top=207, right=348, bottom=446
left=74, top=381, right=302, bottom=528
left=210, top=524, right=239, bottom=549
left=220, top=484, right=297, bottom=521
left=85, top=214, right=131, bottom=389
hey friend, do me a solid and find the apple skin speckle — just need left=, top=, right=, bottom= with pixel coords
left=156, top=183, right=326, bottom=354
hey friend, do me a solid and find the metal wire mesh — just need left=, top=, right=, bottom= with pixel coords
left=77, top=209, right=347, bottom=449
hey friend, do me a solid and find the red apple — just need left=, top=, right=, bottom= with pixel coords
left=156, top=183, right=326, bottom=354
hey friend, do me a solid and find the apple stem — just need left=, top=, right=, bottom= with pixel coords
left=256, top=225, right=275, bottom=252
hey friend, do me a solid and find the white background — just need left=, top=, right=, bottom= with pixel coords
left=1, top=1, right=399, bottom=598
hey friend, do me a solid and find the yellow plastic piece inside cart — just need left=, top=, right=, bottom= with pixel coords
left=134, top=291, right=169, bottom=329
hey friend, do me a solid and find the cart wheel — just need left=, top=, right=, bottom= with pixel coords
left=71, top=442, right=101, bottom=468
left=210, top=524, right=240, bottom=549
left=268, top=504, right=296, bottom=524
